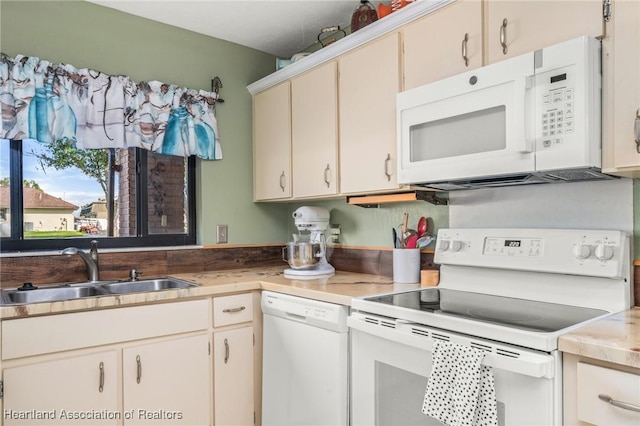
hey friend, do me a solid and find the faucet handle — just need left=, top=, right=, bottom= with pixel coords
left=129, top=269, right=142, bottom=281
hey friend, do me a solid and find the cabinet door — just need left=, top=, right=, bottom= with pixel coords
left=292, top=62, right=339, bottom=198
left=3, top=350, right=119, bottom=426
left=486, top=1, right=604, bottom=64
left=213, top=326, right=254, bottom=426
left=123, top=334, right=210, bottom=426
left=404, top=0, right=482, bottom=90
left=602, top=0, right=640, bottom=175
left=339, top=33, right=401, bottom=194
left=253, top=82, right=292, bottom=200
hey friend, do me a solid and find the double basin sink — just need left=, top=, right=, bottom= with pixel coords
left=0, top=278, right=199, bottom=305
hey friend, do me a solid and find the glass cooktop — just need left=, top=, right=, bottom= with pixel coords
left=362, top=288, right=608, bottom=333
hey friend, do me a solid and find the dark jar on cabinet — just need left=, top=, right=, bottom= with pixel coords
left=351, top=0, right=378, bottom=32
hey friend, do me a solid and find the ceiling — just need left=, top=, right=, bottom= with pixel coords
left=87, top=0, right=358, bottom=58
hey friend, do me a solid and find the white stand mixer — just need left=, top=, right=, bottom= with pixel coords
left=283, top=206, right=335, bottom=277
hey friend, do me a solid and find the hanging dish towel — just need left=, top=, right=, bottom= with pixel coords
left=422, top=340, right=498, bottom=426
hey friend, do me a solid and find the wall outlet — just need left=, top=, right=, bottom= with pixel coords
left=216, top=225, right=228, bottom=244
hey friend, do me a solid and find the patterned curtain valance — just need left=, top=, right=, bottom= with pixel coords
left=0, top=54, right=222, bottom=160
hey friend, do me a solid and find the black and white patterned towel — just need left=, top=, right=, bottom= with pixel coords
left=422, top=340, right=498, bottom=426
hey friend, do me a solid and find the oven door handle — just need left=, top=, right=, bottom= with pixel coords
left=348, top=315, right=555, bottom=379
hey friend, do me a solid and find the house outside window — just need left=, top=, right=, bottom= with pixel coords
left=0, top=139, right=196, bottom=251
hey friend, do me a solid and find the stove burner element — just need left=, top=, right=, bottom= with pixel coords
left=466, top=308, right=546, bottom=324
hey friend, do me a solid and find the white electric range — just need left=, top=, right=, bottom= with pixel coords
left=348, top=228, right=632, bottom=426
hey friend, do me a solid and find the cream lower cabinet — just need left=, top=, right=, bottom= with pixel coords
left=253, top=81, right=292, bottom=201
left=3, top=350, right=120, bottom=426
left=339, top=32, right=402, bottom=194
left=564, top=353, right=640, bottom=425
left=485, top=0, right=604, bottom=64
left=123, top=334, right=211, bottom=426
left=213, top=327, right=254, bottom=426
left=212, top=293, right=256, bottom=426
left=1, top=299, right=212, bottom=426
left=291, top=61, right=339, bottom=198
left=403, top=0, right=482, bottom=90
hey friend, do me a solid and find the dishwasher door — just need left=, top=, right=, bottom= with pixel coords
left=261, top=291, right=349, bottom=426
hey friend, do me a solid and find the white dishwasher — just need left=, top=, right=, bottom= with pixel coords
left=261, top=291, right=349, bottom=426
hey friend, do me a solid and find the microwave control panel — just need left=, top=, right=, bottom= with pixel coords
left=533, top=35, right=600, bottom=170
left=540, top=74, right=575, bottom=147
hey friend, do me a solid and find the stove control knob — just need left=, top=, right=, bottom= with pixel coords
left=438, top=240, right=450, bottom=251
left=573, top=243, right=591, bottom=259
left=450, top=240, right=463, bottom=252
left=594, top=243, right=614, bottom=261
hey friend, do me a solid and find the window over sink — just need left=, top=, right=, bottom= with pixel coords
left=0, top=139, right=196, bottom=251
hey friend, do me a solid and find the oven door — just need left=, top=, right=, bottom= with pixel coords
left=349, top=313, right=562, bottom=426
left=396, top=52, right=536, bottom=185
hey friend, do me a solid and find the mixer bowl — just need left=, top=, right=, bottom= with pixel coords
left=283, top=242, right=322, bottom=270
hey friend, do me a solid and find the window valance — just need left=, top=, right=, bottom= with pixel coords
left=0, top=54, right=222, bottom=160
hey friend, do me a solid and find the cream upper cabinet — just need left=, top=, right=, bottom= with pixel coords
left=291, top=62, right=339, bottom=197
left=403, top=0, right=482, bottom=90
left=3, top=350, right=120, bottom=426
left=253, top=81, right=292, bottom=200
left=485, top=0, right=604, bottom=64
left=339, top=33, right=402, bottom=194
left=123, top=334, right=211, bottom=426
left=601, top=0, right=640, bottom=176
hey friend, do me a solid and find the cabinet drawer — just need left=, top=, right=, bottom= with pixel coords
left=577, top=362, right=640, bottom=425
left=213, top=293, right=253, bottom=327
left=2, top=299, right=209, bottom=360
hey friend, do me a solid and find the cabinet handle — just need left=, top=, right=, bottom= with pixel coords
left=461, top=33, right=469, bottom=67
left=98, top=361, right=104, bottom=393
left=500, top=18, right=508, bottom=55
left=224, top=338, right=230, bottom=364
left=223, top=306, right=246, bottom=313
left=279, top=171, right=286, bottom=192
left=634, top=108, right=640, bottom=153
left=136, top=355, right=142, bottom=384
left=598, top=394, right=640, bottom=413
left=324, top=163, right=331, bottom=188
left=384, top=154, right=392, bottom=181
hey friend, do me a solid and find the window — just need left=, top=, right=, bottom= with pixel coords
left=0, top=140, right=195, bottom=251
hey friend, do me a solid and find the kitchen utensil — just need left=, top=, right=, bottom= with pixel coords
left=401, top=212, right=408, bottom=248
left=416, top=234, right=434, bottom=249
left=417, top=216, right=427, bottom=238
left=392, top=228, right=398, bottom=248
left=283, top=206, right=335, bottom=276
left=405, top=234, right=418, bottom=249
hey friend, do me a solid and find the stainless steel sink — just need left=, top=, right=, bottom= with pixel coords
left=0, top=278, right=199, bottom=305
left=2, top=284, right=106, bottom=305
left=98, top=278, right=198, bottom=294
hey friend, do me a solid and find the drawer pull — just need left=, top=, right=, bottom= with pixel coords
left=136, top=355, right=142, bottom=384
left=279, top=171, right=286, bottom=192
left=223, top=306, right=246, bottom=313
left=461, top=33, right=469, bottom=66
left=324, top=163, right=331, bottom=188
left=634, top=108, right=640, bottom=153
left=224, top=338, right=230, bottom=364
left=98, top=361, right=104, bottom=393
left=384, top=153, right=392, bottom=181
left=598, top=394, right=640, bottom=413
left=500, top=18, right=508, bottom=55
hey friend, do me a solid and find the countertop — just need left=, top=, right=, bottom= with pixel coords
left=0, top=266, right=395, bottom=319
left=3, top=267, right=639, bottom=371
left=558, top=307, right=640, bottom=370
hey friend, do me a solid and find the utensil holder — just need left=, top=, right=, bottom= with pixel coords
left=392, top=248, right=420, bottom=283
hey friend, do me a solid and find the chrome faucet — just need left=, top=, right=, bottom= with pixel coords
left=62, top=240, right=100, bottom=282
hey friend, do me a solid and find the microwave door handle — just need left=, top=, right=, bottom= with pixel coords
left=513, top=75, right=535, bottom=153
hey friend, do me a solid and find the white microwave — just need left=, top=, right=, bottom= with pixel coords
left=397, top=36, right=613, bottom=190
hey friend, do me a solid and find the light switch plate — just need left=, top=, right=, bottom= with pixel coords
left=216, top=225, right=228, bottom=244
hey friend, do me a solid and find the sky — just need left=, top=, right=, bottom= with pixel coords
left=0, top=140, right=104, bottom=215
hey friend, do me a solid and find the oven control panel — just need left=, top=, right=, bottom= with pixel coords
left=435, top=228, right=628, bottom=279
